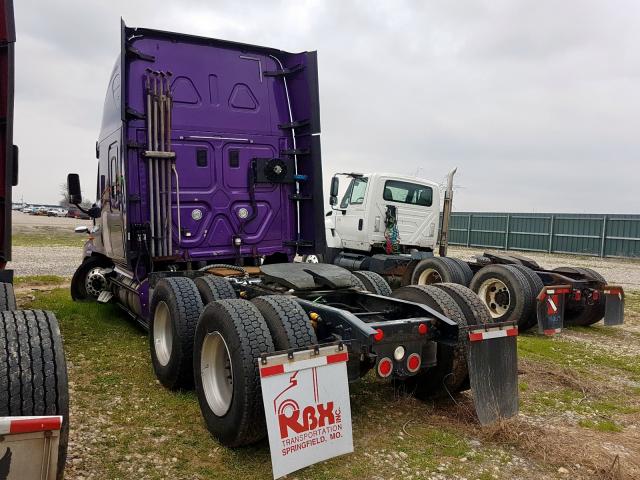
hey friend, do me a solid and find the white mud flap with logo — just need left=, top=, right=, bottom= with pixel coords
left=0, top=416, right=62, bottom=479
left=259, top=345, right=354, bottom=479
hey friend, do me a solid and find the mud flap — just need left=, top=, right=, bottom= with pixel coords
left=603, top=286, right=624, bottom=326
left=536, top=286, right=570, bottom=336
left=467, top=326, right=519, bottom=425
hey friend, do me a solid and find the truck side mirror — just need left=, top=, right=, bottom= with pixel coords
left=67, top=173, right=82, bottom=205
left=329, top=176, right=339, bottom=206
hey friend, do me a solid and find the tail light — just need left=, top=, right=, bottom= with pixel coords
left=407, top=353, right=421, bottom=373
left=377, top=357, right=393, bottom=378
left=418, top=323, right=428, bottom=335
left=373, top=328, right=384, bottom=342
left=592, top=290, right=600, bottom=301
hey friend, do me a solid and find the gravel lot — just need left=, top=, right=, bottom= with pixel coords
left=8, top=211, right=90, bottom=276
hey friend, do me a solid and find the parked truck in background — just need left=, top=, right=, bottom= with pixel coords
left=0, top=1, right=69, bottom=478
left=321, top=171, right=624, bottom=333
left=68, top=23, right=520, bottom=470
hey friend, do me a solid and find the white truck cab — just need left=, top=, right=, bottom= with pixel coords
left=326, top=173, right=441, bottom=253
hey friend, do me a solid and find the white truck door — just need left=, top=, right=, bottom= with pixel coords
left=334, top=176, right=370, bottom=250
left=375, top=178, right=439, bottom=249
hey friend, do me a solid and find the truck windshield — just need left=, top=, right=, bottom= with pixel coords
left=340, top=177, right=368, bottom=208
left=383, top=180, right=433, bottom=206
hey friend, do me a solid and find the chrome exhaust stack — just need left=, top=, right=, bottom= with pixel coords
left=144, top=70, right=176, bottom=259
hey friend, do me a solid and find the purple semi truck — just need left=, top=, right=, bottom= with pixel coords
left=68, top=22, right=519, bottom=449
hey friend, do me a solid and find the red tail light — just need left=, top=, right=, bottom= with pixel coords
left=377, top=357, right=393, bottom=378
left=407, top=353, right=421, bottom=373
left=374, top=328, right=384, bottom=342
left=592, top=290, right=600, bottom=301
left=418, top=323, right=428, bottom=335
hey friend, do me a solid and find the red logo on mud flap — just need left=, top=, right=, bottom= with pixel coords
left=274, top=370, right=341, bottom=439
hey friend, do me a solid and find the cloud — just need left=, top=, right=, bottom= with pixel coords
left=11, top=0, right=640, bottom=213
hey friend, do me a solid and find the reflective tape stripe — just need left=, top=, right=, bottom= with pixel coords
left=260, top=351, right=349, bottom=378
left=543, top=328, right=562, bottom=336
left=0, top=416, right=62, bottom=435
left=468, top=327, right=518, bottom=342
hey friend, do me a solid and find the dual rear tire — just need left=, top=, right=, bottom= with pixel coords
left=391, top=283, right=490, bottom=399
left=194, top=296, right=317, bottom=447
left=149, top=276, right=317, bottom=447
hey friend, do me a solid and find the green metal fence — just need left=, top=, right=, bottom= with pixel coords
left=448, top=213, right=640, bottom=258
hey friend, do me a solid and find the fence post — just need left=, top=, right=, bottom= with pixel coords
left=548, top=215, right=555, bottom=253
left=600, top=215, right=607, bottom=258
left=466, top=214, right=471, bottom=247
left=505, top=214, right=510, bottom=250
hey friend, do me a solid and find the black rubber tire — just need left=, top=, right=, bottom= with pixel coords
left=194, top=299, right=275, bottom=447
left=0, top=282, right=16, bottom=311
left=0, top=310, right=69, bottom=479
left=149, top=277, right=204, bottom=390
left=194, top=276, right=236, bottom=305
left=509, top=265, right=544, bottom=330
left=70, top=255, right=111, bottom=301
left=469, top=264, right=535, bottom=329
left=410, top=257, right=465, bottom=286
left=352, top=271, right=393, bottom=296
left=552, top=267, right=606, bottom=326
left=391, top=285, right=469, bottom=398
left=251, top=295, right=317, bottom=350
left=432, top=283, right=491, bottom=327
left=446, top=258, right=474, bottom=287
left=349, top=273, right=367, bottom=290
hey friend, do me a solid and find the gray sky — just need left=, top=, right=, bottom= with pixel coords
left=12, top=0, right=640, bottom=213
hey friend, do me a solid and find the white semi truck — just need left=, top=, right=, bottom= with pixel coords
left=319, top=171, right=624, bottom=333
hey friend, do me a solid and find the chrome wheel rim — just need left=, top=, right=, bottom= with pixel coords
left=201, top=331, right=233, bottom=416
left=153, top=301, right=173, bottom=366
left=304, top=255, right=319, bottom=264
left=85, top=267, right=107, bottom=298
left=478, top=278, right=511, bottom=318
left=418, top=268, right=442, bottom=285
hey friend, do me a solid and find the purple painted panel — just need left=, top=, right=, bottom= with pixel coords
left=115, top=25, right=324, bottom=265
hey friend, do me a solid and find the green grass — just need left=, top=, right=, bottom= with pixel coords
left=14, top=275, right=67, bottom=286
left=12, top=230, right=84, bottom=247
left=578, top=419, right=623, bottom=433
left=518, top=334, right=640, bottom=380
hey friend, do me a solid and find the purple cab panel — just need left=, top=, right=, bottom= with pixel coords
left=97, top=22, right=324, bottom=268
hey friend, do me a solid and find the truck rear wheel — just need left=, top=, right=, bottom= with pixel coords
left=194, top=299, right=275, bottom=447
left=411, top=257, right=466, bottom=286
left=149, top=277, right=203, bottom=390
left=194, top=276, right=236, bottom=305
left=446, top=258, right=474, bottom=286
left=391, top=285, right=469, bottom=398
left=509, top=265, right=544, bottom=329
left=0, top=310, right=69, bottom=479
left=70, top=255, right=112, bottom=301
left=552, top=267, right=606, bottom=326
left=469, top=265, right=535, bottom=329
left=352, top=271, right=393, bottom=296
left=251, top=295, right=317, bottom=350
left=0, top=282, right=16, bottom=311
